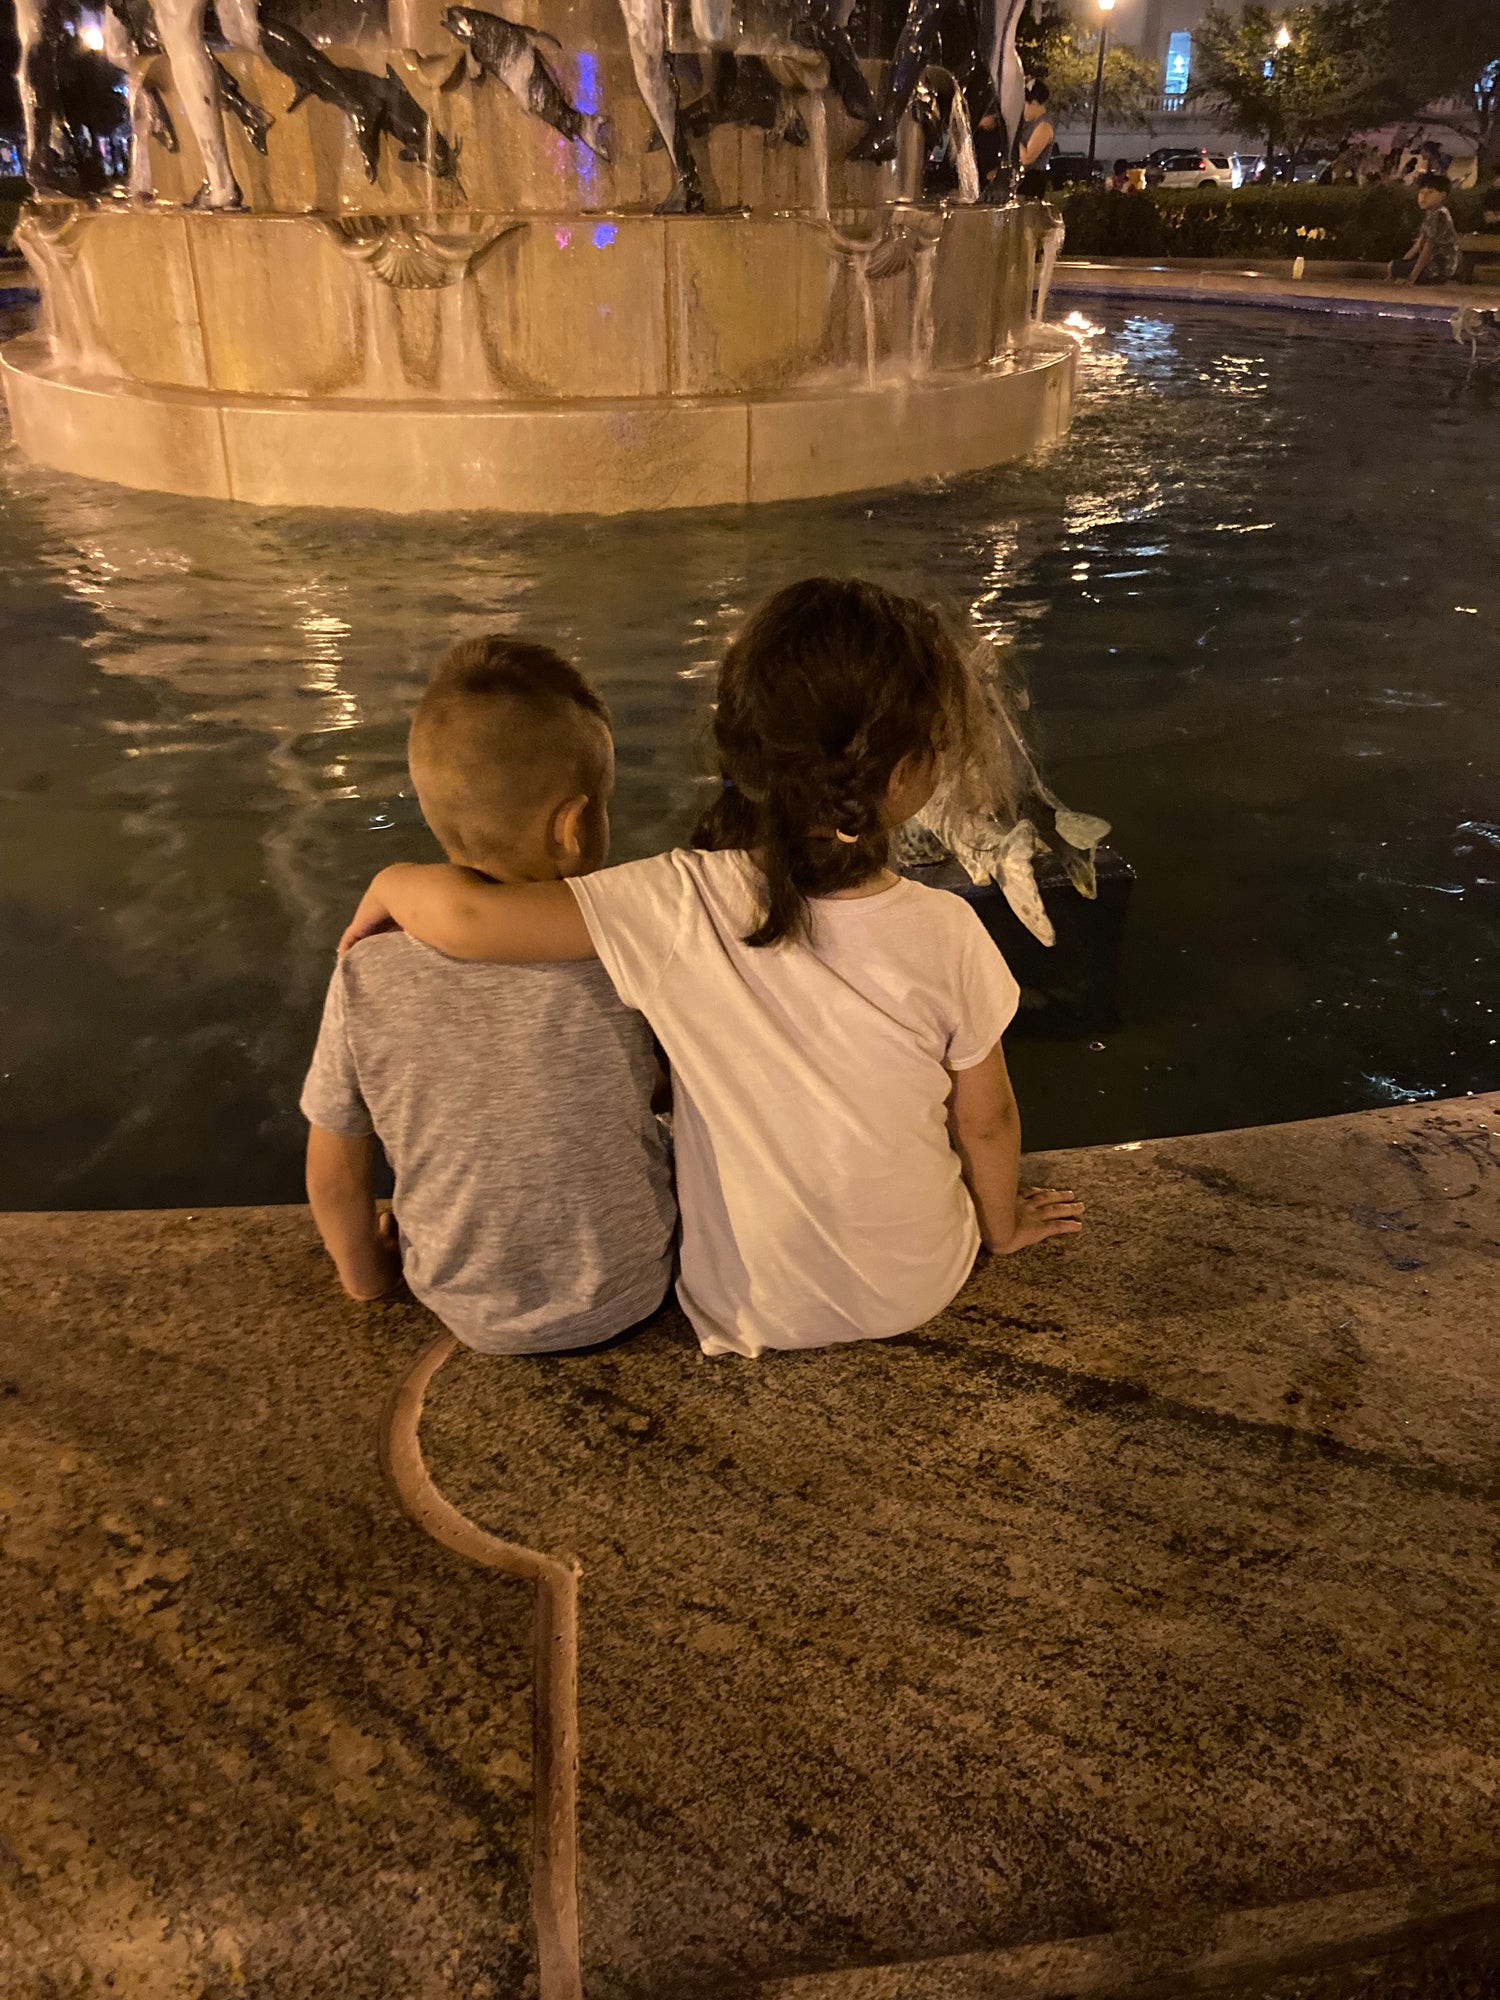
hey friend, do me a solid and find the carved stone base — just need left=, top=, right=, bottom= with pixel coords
left=2, top=194, right=1076, bottom=513
left=0, top=331, right=1075, bottom=512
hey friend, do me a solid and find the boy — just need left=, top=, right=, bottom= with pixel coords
left=300, top=637, right=676, bottom=1353
left=1390, top=174, right=1459, bottom=286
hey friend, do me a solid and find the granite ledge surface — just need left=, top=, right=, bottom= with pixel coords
left=2, top=1093, right=1499, bottom=1998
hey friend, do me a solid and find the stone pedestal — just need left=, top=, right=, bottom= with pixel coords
left=2, top=198, right=1074, bottom=513
left=3, top=0, right=1075, bottom=513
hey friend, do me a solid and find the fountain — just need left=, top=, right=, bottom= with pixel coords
left=1, top=0, right=1075, bottom=512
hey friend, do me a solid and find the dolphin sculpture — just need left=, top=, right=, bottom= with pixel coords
left=259, top=14, right=463, bottom=187
left=441, top=6, right=613, bottom=162
left=614, top=0, right=705, bottom=211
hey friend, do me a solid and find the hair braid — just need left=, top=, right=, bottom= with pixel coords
left=692, top=577, right=975, bottom=947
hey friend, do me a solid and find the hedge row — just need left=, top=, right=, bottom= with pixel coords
left=1056, top=182, right=1488, bottom=262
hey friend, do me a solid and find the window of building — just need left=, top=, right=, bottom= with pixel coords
left=1165, top=31, right=1192, bottom=100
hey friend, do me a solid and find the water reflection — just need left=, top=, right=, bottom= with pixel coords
left=1, top=303, right=1498, bottom=1207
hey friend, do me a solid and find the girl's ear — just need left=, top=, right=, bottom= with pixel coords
left=548, top=794, right=591, bottom=863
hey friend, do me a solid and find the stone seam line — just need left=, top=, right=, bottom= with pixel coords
left=379, top=1332, right=583, bottom=2000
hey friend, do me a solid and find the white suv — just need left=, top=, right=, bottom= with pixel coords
left=1146, top=149, right=1238, bottom=189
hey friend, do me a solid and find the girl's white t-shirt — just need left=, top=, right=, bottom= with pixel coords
left=568, top=848, right=1020, bottom=1359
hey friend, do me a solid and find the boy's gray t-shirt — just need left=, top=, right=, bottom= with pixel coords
left=301, top=933, right=676, bottom=1354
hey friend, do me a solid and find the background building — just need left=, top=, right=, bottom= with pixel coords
left=1045, top=0, right=1255, bottom=165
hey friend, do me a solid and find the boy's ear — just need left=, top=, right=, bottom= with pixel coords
left=548, top=794, right=592, bottom=862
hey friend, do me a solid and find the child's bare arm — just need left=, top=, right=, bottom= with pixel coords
left=306, top=1126, right=402, bottom=1299
left=340, top=864, right=595, bottom=963
left=946, top=1046, right=1085, bottom=1253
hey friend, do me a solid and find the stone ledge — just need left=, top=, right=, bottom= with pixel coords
left=1053, top=260, right=1484, bottom=321
left=2, top=1093, right=1497, bottom=1997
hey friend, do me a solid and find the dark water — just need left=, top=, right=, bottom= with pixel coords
left=2, top=302, right=1498, bottom=1210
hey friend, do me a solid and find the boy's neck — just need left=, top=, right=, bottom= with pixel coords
left=446, top=852, right=560, bottom=887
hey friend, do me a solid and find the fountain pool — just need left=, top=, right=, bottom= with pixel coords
left=2, top=298, right=1498, bottom=1210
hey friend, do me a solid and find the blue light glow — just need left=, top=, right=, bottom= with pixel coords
left=576, top=52, right=600, bottom=187
left=592, top=222, right=617, bottom=248
left=1164, top=32, right=1191, bottom=98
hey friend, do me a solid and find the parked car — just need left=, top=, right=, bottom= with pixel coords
left=1045, top=154, right=1105, bottom=188
left=1142, top=148, right=1238, bottom=189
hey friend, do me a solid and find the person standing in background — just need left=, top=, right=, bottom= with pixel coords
left=1017, top=80, right=1055, bottom=196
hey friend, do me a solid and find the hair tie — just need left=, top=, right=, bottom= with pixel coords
left=833, top=828, right=859, bottom=844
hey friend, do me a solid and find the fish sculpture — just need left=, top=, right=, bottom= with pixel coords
left=848, top=0, right=1028, bottom=175
left=616, top=0, right=704, bottom=210
left=260, top=13, right=463, bottom=186
left=788, top=0, right=880, bottom=132
left=211, top=52, right=272, bottom=152
left=678, top=54, right=808, bottom=147
left=848, top=0, right=989, bottom=164
left=891, top=633, right=1110, bottom=946
left=441, top=5, right=612, bottom=162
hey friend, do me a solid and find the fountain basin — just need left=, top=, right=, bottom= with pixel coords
left=1, top=198, right=1074, bottom=512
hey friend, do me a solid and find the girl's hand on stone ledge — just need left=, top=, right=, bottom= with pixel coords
left=986, top=1186, right=1085, bottom=1255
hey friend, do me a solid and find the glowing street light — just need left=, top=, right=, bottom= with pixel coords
left=78, top=17, right=106, bottom=49
left=1274, top=23, right=1293, bottom=48
left=1086, top=0, right=1118, bottom=178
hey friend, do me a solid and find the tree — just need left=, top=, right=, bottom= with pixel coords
left=1372, top=1, right=1500, bottom=171
left=1191, top=0, right=1500, bottom=167
left=1189, top=3, right=1388, bottom=156
left=1018, top=1, right=1161, bottom=127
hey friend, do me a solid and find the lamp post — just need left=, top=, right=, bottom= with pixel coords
left=1086, top=0, right=1117, bottom=179
left=1269, top=24, right=1291, bottom=177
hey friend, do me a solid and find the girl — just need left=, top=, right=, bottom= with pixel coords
left=341, top=578, right=1083, bottom=1358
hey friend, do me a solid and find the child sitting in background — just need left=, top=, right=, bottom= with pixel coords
left=339, top=579, right=1083, bottom=1360
left=1390, top=174, right=1459, bottom=286
left=302, top=637, right=675, bottom=1352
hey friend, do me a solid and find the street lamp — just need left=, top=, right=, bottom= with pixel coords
left=1275, top=23, right=1293, bottom=48
left=1086, top=0, right=1118, bottom=179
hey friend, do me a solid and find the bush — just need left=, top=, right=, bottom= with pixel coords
left=1057, top=182, right=1487, bottom=262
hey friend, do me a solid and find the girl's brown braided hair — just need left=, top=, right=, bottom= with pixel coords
left=692, top=577, right=976, bottom=948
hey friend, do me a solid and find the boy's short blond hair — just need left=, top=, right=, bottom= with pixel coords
left=409, top=637, right=611, bottom=869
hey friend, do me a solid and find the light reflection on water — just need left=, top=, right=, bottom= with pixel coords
left=1, top=303, right=1498, bottom=1208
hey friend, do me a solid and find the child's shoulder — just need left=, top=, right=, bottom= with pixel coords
left=339, top=928, right=612, bottom=996
left=891, top=875, right=995, bottom=940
